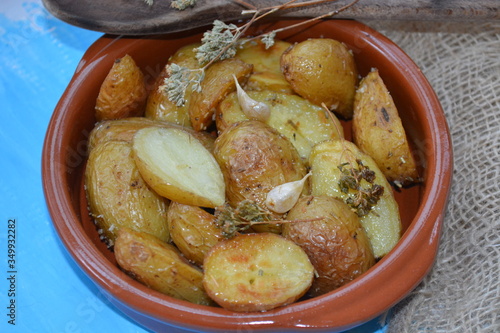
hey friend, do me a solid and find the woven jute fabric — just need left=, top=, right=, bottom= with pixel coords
left=359, top=20, right=500, bottom=332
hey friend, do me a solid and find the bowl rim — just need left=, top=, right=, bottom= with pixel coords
left=42, top=19, right=453, bottom=332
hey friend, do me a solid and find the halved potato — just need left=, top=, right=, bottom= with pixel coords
left=203, top=233, right=314, bottom=312
left=84, top=140, right=169, bottom=247
left=216, top=90, right=344, bottom=162
left=353, top=69, right=419, bottom=186
left=114, top=227, right=213, bottom=305
left=95, top=54, right=147, bottom=121
left=132, top=126, right=225, bottom=208
left=283, top=195, right=375, bottom=297
left=188, top=58, right=253, bottom=131
left=87, top=117, right=215, bottom=153
left=281, top=38, right=358, bottom=119
left=309, top=139, right=401, bottom=258
left=167, top=202, right=222, bottom=266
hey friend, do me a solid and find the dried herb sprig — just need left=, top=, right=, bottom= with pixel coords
left=215, top=200, right=274, bottom=238
left=215, top=199, right=323, bottom=238
left=160, top=0, right=359, bottom=105
left=338, top=159, right=384, bottom=217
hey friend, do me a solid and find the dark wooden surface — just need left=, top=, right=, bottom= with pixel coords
left=42, top=0, right=499, bottom=35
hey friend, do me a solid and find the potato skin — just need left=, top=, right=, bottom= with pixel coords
left=145, top=43, right=202, bottom=127
left=114, top=227, right=213, bottom=305
left=95, top=54, right=147, bottom=121
left=84, top=140, right=169, bottom=247
left=353, top=69, right=419, bottom=186
left=234, top=39, right=293, bottom=93
left=167, top=202, right=222, bottom=266
left=281, top=38, right=358, bottom=119
left=283, top=196, right=375, bottom=297
left=216, top=90, right=344, bottom=162
left=87, top=117, right=215, bottom=153
left=188, top=58, right=253, bottom=131
left=214, top=120, right=307, bottom=209
left=309, top=140, right=402, bottom=258
left=203, top=233, right=314, bottom=312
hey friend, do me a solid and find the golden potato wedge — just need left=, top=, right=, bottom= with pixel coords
left=114, top=227, right=213, bottom=305
left=203, top=233, right=314, bottom=312
left=132, top=126, right=225, bottom=208
left=95, top=54, right=147, bottom=121
left=216, top=90, right=344, bottom=162
left=353, top=69, right=419, bottom=186
left=167, top=202, right=222, bottom=266
left=145, top=43, right=202, bottom=127
left=87, top=117, right=215, bottom=153
left=234, top=39, right=293, bottom=93
left=213, top=120, right=307, bottom=210
left=188, top=58, right=253, bottom=131
left=84, top=140, right=169, bottom=247
left=281, top=38, right=358, bottom=119
left=309, top=140, right=401, bottom=258
left=283, top=196, right=375, bottom=297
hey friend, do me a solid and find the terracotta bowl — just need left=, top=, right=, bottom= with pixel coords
left=42, top=19, right=453, bottom=332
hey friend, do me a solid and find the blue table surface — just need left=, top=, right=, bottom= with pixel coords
left=0, top=1, right=389, bottom=332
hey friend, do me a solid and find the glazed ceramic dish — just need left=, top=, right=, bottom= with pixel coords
left=42, top=19, right=453, bottom=332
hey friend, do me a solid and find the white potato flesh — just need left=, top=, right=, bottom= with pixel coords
left=133, top=127, right=225, bottom=208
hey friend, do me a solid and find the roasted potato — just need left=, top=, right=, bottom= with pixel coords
left=216, top=90, right=344, bottom=162
left=95, top=54, right=147, bottom=121
left=87, top=117, right=215, bottom=153
left=188, top=58, right=253, bottom=131
left=167, top=202, right=222, bottom=266
left=283, top=195, right=375, bottom=297
left=132, top=126, right=225, bottom=208
left=114, top=227, right=213, bottom=305
left=353, top=69, right=419, bottom=186
left=281, top=38, right=358, bottom=119
left=145, top=43, right=202, bottom=127
left=234, top=39, right=293, bottom=93
left=203, top=233, right=314, bottom=312
left=84, top=140, right=169, bottom=246
left=214, top=120, right=307, bottom=210
left=309, top=139, right=401, bottom=258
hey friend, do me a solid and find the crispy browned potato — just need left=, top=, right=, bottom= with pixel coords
left=114, top=227, right=213, bottom=305
left=145, top=43, right=202, bottom=127
left=167, top=202, right=222, bottom=266
left=188, top=58, right=253, bottom=131
left=95, top=54, right=147, bottom=121
left=283, top=196, right=375, bottom=297
left=203, top=233, right=314, bottom=312
left=214, top=120, right=307, bottom=211
left=281, top=38, right=358, bottom=119
left=309, top=139, right=402, bottom=258
left=352, top=69, right=419, bottom=186
left=234, top=39, right=293, bottom=93
left=87, top=117, right=215, bottom=153
left=216, top=90, right=344, bottom=162
left=84, top=140, right=169, bottom=247
left=132, top=126, right=225, bottom=208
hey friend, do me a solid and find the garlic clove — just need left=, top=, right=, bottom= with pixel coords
left=233, top=74, right=270, bottom=122
left=265, top=172, right=311, bottom=214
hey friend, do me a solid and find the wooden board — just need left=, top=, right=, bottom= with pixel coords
left=42, top=0, right=499, bottom=35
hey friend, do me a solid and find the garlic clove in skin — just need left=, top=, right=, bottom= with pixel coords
left=233, top=74, right=270, bottom=122
left=265, top=172, right=311, bottom=214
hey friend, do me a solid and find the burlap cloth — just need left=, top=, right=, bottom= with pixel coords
left=356, top=20, right=500, bottom=332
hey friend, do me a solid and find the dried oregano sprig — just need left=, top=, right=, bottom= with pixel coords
left=159, top=0, right=360, bottom=106
left=338, top=159, right=384, bottom=217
